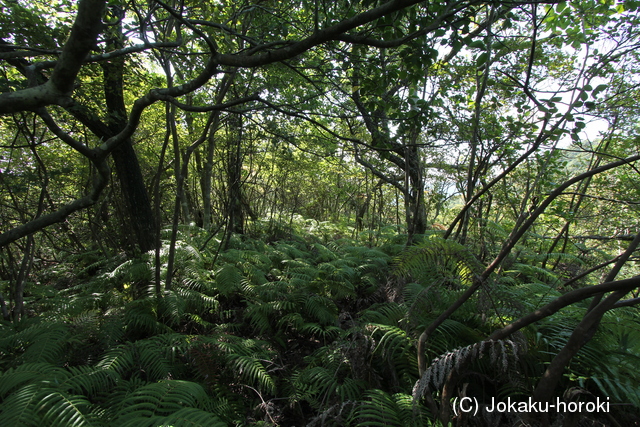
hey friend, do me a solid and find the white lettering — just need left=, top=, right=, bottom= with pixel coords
left=460, top=397, right=473, bottom=413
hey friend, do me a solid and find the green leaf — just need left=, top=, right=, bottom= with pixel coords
left=476, top=52, right=488, bottom=67
left=468, top=40, right=485, bottom=49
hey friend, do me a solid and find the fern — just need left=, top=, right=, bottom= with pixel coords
left=227, top=353, right=276, bottom=394
left=359, top=302, right=407, bottom=325
left=350, top=389, right=430, bottom=427
left=394, top=237, right=482, bottom=289
left=96, top=334, right=189, bottom=381
left=296, top=366, right=365, bottom=409
left=0, top=320, right=69, bottom=368
left=413, top=339, right=521, bottom=400
left=136, top=407, right=227, bottom=427
left=61, top=365, right=119, bottom=396
left=122, top=298, right=170, bottom=338
left=212, top=264, right=243, bottom=296
left=193, top=334, right=277, bottom=397
left=0, top=363, right=109, bottom=426
left=0, top=383, right=52, bottom=426
left=112, top=380, right=218, bottom=425
left=367, top=323, right=417, bottom=386
left=0, top=363, right=70, bottom=398
left=39, top=390, right=95, bottom=427
left=589, top=365, right=640, bottom=407
left=505, top=262, right=560, bottom=285
left=304, top=294, right=339, bottom=325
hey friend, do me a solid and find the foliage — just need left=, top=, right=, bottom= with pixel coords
left=2, top=0, right=640, bottom=425
left=1, top=227, right=638, bottom=425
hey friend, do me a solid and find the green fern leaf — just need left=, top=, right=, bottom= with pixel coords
left=0, top=363, right=68, bottom=398
left=113, top=380, right=211, bottom=422
left=227, top=354, right=276, bottom=394
left=40, top=390, right=94, bottom=427
left=137, top=407, right=227, bottom=427
left=0, top=383, right=46, bottom=426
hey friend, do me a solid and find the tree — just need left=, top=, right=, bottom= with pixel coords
left=3, top=1, right=640, bottom=424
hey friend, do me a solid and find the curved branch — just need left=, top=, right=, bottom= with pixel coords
left=418, top=153, right=640, bottom=375
left=97, top=55, right=219, bottom=155
left=36, top=108, right=96, bottom=158
left=0, top=0, right=106, bottom=114
left=0, top=158, right=110, bottom=247
left=33, top=42, right=182, bottom=70
left=613, top=297, right=640, bottom=308
left=488, top=275, right=640, bottom=341
left=212, top=0, right=474, bottom=67
left=155, top=92, right=260, bottom=112
left=485, top=154, right=640, bottom=280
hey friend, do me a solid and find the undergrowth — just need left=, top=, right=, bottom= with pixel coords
left=0, top=224, right=638, bottom=426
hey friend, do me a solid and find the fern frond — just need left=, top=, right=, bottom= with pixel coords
left=394, top=237, right=482, bottom=289
left=312, top=242, right=340, bottom=262
left=367, top=323, right=417, bottom=384
left=59, top=365, right=120, bottom=397
left=0, top=321, right=69, bottom=367
left=122, top=298, right=171, bottom=338
left=413, top=339, right=521, bottom=399
left=113, top=380, right=212, bottom=423
left=359, top=302, right=407, bottom=325
left=0, top=383, right=47, bottom=426
left=136, top=407, right=227, bottom=427
left=506, top=262, right=559, bottom=284
left=107, top=258, right=153, bottom=284
left=213, top=264, right=242, bottom=296
left=304, top=294, right=338, bottom=325
left=294, top=366, right=366, bottom=410
left=589, top=366, right=640, bottom=407
left=350, top=389, right=406, bottom=427
left=193, top=334, right=276, bottom=395
left=0, top=363, right=69, bottom=397
left=40, top=390, right=95, bottom=427
left=244, top=301, right=278, bottom=334
left=227, top=353, right=276, bottom=394
left=97, top=334, right=185, bottom=381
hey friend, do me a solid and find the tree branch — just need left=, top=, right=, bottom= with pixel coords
left=0, top=0, right=106, bottom=114
left=488, top=275, right=640, bottom=341
left=418, top=153, right=640, bottom=375
left=0, top=158, right=110, bottom=247
left=212, top=0, right=474, bottom=67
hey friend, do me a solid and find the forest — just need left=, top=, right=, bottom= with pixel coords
left=1, top=0, right=639, bottom=425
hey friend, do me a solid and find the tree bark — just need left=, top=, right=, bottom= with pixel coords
left=0, top=0, right=106, bottom=114
left=227, top=113, right=245, bottom=235
left=102, top=19, right=156, bottom=253
left=404, top=138, right=427, bottom=244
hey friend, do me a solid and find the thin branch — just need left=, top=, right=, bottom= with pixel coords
left=155, top=92, right=260, bottom=112
left=488, top=275, right=640, bottom=341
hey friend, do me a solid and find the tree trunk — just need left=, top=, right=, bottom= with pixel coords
left=102, top=21, right=156, bottom=253
left=202, top=130, right=216, bottom=230
left=12, top=235, right=34, bottom=322
left=227, top=114, right=245, bottom=235
left=404, top=143, right=427, bottom=244
left=201, top=71, right=237, bottom=230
